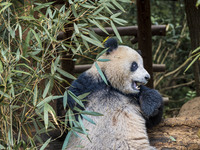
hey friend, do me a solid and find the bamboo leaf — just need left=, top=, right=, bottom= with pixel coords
left=0, top=90, right=11, bottom=99
left=0, top=2, right=12, bottom=14
left=48, top=105, right=58, bottom=126
left=9, top=78, right=15, bottom=98
left=42, top=26, right=55, bottom=41
left=67, top=109, right=73, bottom=127
left=96, top=48, right=109, bottom=59
left=71, top=5, right=78, bottom=17
left=57, top=67, right=76, bottom=80
left=95, top=16, right=109, bottom=20
left=93, top=7, right=104, bottom=15
left=0, top=60, right=3, bottom=73
left=36, top=95, right=63, bottom=107
left=61, top=130, right=72, bottom=150
left=54, top=55, right=60, bottom=72
left=63, top=91, right=68, bottom=109
left=74, top=23, right=80, bottom=34
left=33, top=85, right=38, bottom=106
left=104, top=5, right=113, bottom=15
left=97, top=59, right=110, bottom=62
left=31, top=29, right=42, bottom=48
left=185, top=54, right=200, bottom=72
left=44, top=103, right=49, bottom=129
left=112, top=0, right=125, bottom=12
left=196, top=0, right=200, bottom=7
left=78, top=115, right=87, bottom=135
left=16, top=63, right=34, bottom=72
left=77, top=92, right=90, bottom=100
left=8, top=26, right=15, bottom=38
left=106, top=2, right=115, bottom=10
left=73, top=106, right=83, bottom=113
left=68, top=91, right=85, bottom=108
left=8, top=128, right=13, bottom=147
left=110, top=20, right=122, bottom=43
left=46, top=7, right=53, bottom=18
left=113, top=18, right=127, bottom=25
left=32, top=118, right=39, bottom=133
left=72, top=127, right=85, bottom=134
left=95, top=62, right=108, bottom=85
left=82, top=39, right=90, bottom=50
left=81, top=110, right=103, bottom=116
left=18, top=24, right=22, bottom=41
left=169, top=136, right=176, bottom=142
left=12, top=70, right=32, bottom=76
left=192, top=46, right=200, bottom=54
left=80, top=3, right=96, bottom=9
left=81, top=114, right=96, bottom=125
left=111, top=12, right=122, bottom=19
left=35, top=135, right=43, bottom=144
left=0, top=144, right=5, bottom=149
left=42, top=79, right=51, bottom=98
left=34, top=2, right=55, bottom=11
left=40, top=138, right=51, bottom=150
left=51, top=62, right=55, bottom=75
left=19, top=16, right=35, bottom=21
left=89, top=19, right=108, bottom=35
left=81, top=34, right=103, bottom=48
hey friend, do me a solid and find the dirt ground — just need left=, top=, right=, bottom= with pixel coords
left=148, top=97, right=200, bottom=150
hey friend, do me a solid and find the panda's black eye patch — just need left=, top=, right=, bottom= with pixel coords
left=131, top=62, right=138, bottom=72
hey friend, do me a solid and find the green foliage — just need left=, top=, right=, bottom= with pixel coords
left=185, top=46, right=200, bottom=72
left=185, top=90, right=196, bottom=102
left=196, top=0, right=200, bottom=7
left=0, top=0, right=129, bottom=149
left=150, top=2, right=193, bottom=99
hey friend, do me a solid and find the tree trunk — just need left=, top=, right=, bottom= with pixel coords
left=137, top=0, right=153, bottom=88
left=184, top=0, right=200, bottom=96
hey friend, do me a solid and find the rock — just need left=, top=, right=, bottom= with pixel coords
left=178, top=97, right=200, bottom=117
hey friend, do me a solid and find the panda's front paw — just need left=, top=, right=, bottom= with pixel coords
left=139, top=85, right=163, bottom=119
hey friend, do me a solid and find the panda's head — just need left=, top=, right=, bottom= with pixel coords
left=96, top=38, right=150, bottom=94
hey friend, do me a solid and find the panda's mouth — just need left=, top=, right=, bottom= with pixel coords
left=132, top=81, right=143, bottom=91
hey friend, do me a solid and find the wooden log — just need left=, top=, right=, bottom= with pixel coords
left=74, top=64, right=92, bottom=73
left=73, top=64, right=165, bottom=73
left=152, top=64, right=165, bottom=72
left=92, top=25, right=166, bottom=37
left=57, top=25, right=166, bottom=40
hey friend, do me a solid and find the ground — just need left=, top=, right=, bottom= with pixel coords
left=148, top=97, right=200, bottom=150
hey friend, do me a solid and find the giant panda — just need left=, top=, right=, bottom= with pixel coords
left=66, top=38, right=163, bottom=150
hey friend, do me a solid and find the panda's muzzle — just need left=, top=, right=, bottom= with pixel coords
left=132, top=74, right=150, bottom=91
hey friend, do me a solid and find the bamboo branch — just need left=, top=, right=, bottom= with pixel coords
left=161, top=80, right=194, bottom=91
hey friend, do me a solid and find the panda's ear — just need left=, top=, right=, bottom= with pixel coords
left=104, top=38, right=118, bottom=54
left=137, top=50, right=142, bottom=56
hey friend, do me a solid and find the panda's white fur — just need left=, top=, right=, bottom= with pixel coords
left=66, top=41, right=158, bottom=150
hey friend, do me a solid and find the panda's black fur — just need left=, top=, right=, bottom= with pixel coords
left=65, top=38, right=163, bottom=149
left=105, top=38, right=118, bottom=54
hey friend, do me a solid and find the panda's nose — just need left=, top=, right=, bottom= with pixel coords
left=145, top=75, right=150, bottom=81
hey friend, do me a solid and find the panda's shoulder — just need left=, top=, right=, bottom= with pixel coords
left=69, top=71, right=105, bottom=96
